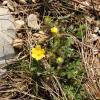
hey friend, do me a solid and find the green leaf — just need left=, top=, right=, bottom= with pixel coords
left=76, top=31, right=83, bottom=38
left=66, top=37, right=74, bottom=47
left=44, top=16, right=52, bottom=26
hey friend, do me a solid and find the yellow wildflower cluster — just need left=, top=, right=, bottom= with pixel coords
left=31, top=45, right=45, bottom=61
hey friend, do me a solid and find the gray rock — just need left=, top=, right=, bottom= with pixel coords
left=0, top=7, right=16, bottom=65
left=27, top=14, right=40, bottom=30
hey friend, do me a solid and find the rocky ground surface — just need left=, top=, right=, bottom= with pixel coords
left=0, top=0, right=100, bottom=100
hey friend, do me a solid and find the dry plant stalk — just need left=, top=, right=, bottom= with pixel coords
left=80, top=31, right=100, bottom=99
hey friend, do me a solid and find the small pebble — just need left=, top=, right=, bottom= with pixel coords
left=2, top=0, right=8, bottom=5
left=7, top=1, right=14, bottom=11
left=27, top=14, right=40, bottom=30
left=15, top=20, right=25, bottom=30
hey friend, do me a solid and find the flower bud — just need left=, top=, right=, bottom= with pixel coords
left=56, top=57, right=64, bottom=64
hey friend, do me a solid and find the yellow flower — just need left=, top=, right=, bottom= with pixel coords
left=31, top=45, right=45, bottom=61
left=51, top=27, right=58, bottom=34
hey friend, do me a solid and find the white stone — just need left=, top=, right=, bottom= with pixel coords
left=2, top=0, right=8, bottom=5
left=27, top=14, right=40, bottom=30
left=7, top=0, right=14, bottom=11
left=15, top=20, right=25, bottom=30
left=32, top=0, right=36, bottom=3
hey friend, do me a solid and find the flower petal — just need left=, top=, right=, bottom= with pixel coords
left=31, top=45, right=45, bottom=61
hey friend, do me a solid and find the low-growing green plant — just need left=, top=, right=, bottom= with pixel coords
left=29, top=33, right=89, bottom=99
left=24, top=16, right=90, bottom=99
